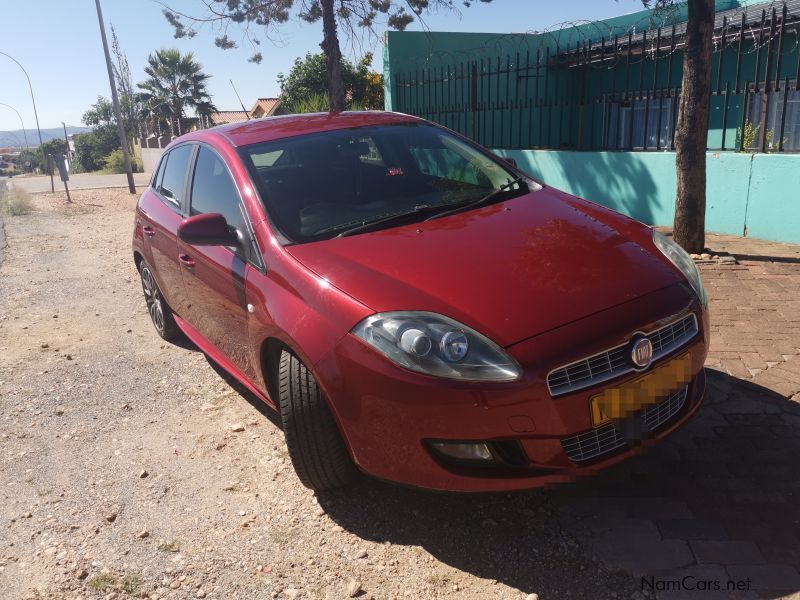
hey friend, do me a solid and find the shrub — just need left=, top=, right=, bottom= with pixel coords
left=1, top=186, right=33, bottom=216
left=102, top=149, right=141, bottom=174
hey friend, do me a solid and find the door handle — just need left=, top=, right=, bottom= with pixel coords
left=178, top=254, right=195, bottom=268
left=142, top=225, right=156, bottom=237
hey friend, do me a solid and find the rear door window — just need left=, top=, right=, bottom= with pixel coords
left=158, top=145, right=194, bottom=206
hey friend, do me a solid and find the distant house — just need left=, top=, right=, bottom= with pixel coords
left=207, top=97, right=285, bottom=126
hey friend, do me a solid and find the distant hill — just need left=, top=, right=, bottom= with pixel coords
left=0, top=126, right=93, bottom=149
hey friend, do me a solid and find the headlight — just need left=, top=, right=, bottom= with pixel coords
left=352, top=311, right=521, bottom=382
left=652, top=230, right=708, bottom=307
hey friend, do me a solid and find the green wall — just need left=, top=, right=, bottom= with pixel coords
left=493, top=148, right=800, bottom=244
left=384, top=1, right=798, bottom=151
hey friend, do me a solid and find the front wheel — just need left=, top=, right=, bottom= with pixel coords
left=278, top=350, right=359, bottom=491
left=139, top=260, right=181, bottom=341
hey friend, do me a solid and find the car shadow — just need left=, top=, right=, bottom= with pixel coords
left=203, top=354, right=283, bottom=430
left=311, top=369, right=800, bottom=599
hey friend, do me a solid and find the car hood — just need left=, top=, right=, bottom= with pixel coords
left=285, top=186, right=683, bottom=347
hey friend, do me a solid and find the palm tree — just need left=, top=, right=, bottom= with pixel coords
left=138, top=48, right=216, bottom=137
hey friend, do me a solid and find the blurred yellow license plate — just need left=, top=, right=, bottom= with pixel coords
left=590, top=353, right=692, bottom=427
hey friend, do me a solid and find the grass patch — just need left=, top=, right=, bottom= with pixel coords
left=1, top=186, right=33, bottom=216
left=88, top=572, right=118, bottom=592
left=121, top=574, right=143, bottom=595
left=158, top=539, right=182, bottom=552
left=271, top=525, right=290, bottom=545
left=88, top=572, right=142, bottom=596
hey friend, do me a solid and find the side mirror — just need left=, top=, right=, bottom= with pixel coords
left=178, top=213, right=239, bottom=247
left=503, top=157, right=518, bottom=168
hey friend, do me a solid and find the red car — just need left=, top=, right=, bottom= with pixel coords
left=132, top=112, right=709, bottom=493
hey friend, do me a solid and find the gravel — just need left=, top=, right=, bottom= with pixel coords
left=0, top=189, right=637, bottom=599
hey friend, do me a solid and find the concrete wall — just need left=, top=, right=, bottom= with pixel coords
left=493, top=149, right=800, bottom=244
left=140, top=147, right=163, bottom=174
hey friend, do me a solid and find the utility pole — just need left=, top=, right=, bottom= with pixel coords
left=61, top=122, right=70, bottom=168
left=0, top=51, right=45, bottom=175
left=94, top=0, right=136, bottom=194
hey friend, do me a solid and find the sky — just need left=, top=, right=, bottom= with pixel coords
left=0, top=0, right=647, bottom=132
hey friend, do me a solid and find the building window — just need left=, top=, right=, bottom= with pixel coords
left=746, top=83, right=800, bottom=151
left=605, top=94, right=677, bottom=151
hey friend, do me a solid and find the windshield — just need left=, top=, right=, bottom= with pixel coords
left=239, top=122, right=531, bottom=243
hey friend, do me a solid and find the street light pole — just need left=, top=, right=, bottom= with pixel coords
left=0, top=50, right=45, bottom=174
left=0, top=102, right=31, bottom=153
left=94, top=0, right=136, bottom=194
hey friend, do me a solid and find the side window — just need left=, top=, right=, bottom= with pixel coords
left=151, top=155, right=165, bottom=189
left=190, top=147, right=250, bottom=250
left=158, top=145, right=194, bottom=205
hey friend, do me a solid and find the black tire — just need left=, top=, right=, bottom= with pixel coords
left=278, top=349, right=359, bottom=491
left=138, top=260, right=181, bottom=341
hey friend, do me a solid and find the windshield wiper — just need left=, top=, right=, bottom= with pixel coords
left=318, top=204, right=446, bottom=238
left=423, top=177, right=527, bottom=221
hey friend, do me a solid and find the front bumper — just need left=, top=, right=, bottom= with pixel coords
left=314, top=283, right=709, bottom=492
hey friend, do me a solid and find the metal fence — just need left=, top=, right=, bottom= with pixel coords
left=390, top=2, right=800, bottom=153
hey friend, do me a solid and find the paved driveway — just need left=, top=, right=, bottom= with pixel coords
left=8, top=172, right=150, bottom=193
left=550, top=234, right=800, bottom=599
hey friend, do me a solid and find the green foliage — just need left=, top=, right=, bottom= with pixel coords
left=286, top=93, right=333, bottom=114
left=41, top=138, right=68, bottom=157
left=82, top=96, right=115, bottom=127
left=88, top=573, right=118, bottom=592
left=102, top=148, right=141, bottom=174
left=0, top=186, right=33, bottom=216
left=736, top=121, right=780, bottom=152
left=74, top=126, right=120, bottom=172
left=137, top=48, right=216, bottom=136
left=278, top=53, right=384, bottom=112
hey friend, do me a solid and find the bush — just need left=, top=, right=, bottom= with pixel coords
left=1, top=186, right=33, bottom=216
left=283, top=92, right=365, bottom=114
left=102, top=149, right=141, bottom=174
left=74, top=125, right=120, bottom=172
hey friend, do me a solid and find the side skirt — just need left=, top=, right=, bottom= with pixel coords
left=174, top=314, right=276, bottom=410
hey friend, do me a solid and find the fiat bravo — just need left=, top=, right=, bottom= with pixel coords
left=132, top=111, right=708, bottom=492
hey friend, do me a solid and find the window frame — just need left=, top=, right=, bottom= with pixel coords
left=151, top=143, right=197, bottom=214
left=187, top=142, right=265, bottom=273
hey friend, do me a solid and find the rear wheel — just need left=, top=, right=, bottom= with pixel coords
left=139, top=260, right=181, bottom=341
left=278, top=349, right=359, bottom=491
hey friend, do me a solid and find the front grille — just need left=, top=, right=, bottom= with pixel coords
left=560, top=386, right=688, bottom=463
left=547, top=313, right=698, bottom=396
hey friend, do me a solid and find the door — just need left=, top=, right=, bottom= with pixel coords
left=138, top=144, right=194, bottom=315
left=178, top=145, right=258, bottom=381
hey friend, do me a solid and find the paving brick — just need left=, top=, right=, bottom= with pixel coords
left=725, top=564, right=800, bottom=591
left=651, top=564, right=760, bottom=599
left=691, top=541, right=766, bottom=565
left=657, top=519, right=728, bottom=541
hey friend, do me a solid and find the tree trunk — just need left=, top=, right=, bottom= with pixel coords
left=672, top=0, right=714, bottom=253
left=319, top=0, right=346, bottom=112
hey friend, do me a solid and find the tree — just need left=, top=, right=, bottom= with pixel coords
left=278, top=52, right=383, bottom=111
left=162, top=1, right=491, bottom=112
left=73, top=127, right=120, bottom=172
left=137, top=48, right=216, bottom=137
left=110, top=25, right=145, bottom=146
left=645, top=0, right=714, bottom=253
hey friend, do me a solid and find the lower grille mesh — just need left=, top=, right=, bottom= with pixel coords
left=561, top=386, right=688, bottom=463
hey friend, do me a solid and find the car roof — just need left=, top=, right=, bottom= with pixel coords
left=183, top=111, right=425, bottom=149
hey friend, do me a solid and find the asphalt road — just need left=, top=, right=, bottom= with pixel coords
left=8, top=172, right=150, bottom=193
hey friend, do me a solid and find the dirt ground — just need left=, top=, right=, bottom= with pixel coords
left=0, top=189, right=639, bottom=599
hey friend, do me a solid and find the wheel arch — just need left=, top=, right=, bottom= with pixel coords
left=257, top=333, right=357, bottom=460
